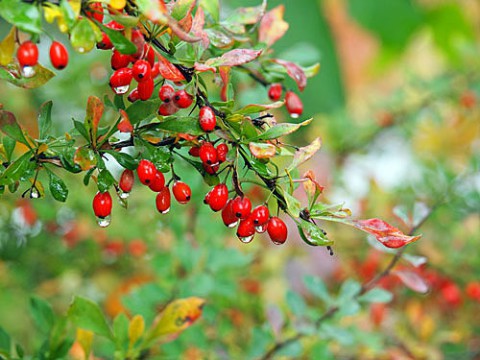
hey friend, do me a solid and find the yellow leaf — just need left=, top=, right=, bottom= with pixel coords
left=69, top=0, right=82, bottom=17
left=128, top=315, right=145, bottom=346
left=37, top=143, right=48, bottom=155
left=147, top=297, right=205, bottom=341
left=0, top=27, right=16, bottom=66
left=43, top=3, right=69, bottom=33
left=76, top=328, right=94, bottom=358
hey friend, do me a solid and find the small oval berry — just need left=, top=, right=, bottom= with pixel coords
left=285, top=91, right=303, bottom=118
left=148, top=170, right=165, bottom=192
left=111, top=50, right=131, bottom=70
left=251, top=205, right=270, bottom=226
left=119, top=169, right=134, bottom=193
left=128, top=88, right=140, bottom=103
left=208, top=184, right=229, bottom=212
left=173, top=90, right=193, bottom=108
left=17, top=41, right=39, bottom=67
left=159, top=84, right=175, bottom=102
left=138, top=77, right=154, bottom=100
left=136, top=159, right=156, bottom=185
left=199, top=106, right=216, bottom=132
left=85, top=2, right=104, bottom=22
left=268, top=83, right=283, bottom=101
left=189, top=146, right=200, bottom=157
left=143, top=44, right=155, bottom=67
left=267, top=217, right=288, bottom=244
left=203, top=163, right=219, bottom=175
left=132, top=59, right=151, bottom=82
left=222, top=200, right=238, bottom=227
left=155, top=187, right=171, bottom=214
left=172, top=181, right=191, bottom=204
left=203, top=189, right=212, bottom=205
left=130, top=29, right=145, bottom=60
left=199, top=143, right=218, bottom=165
left=93, top=191, right=112, bottom=218
left=110, top=68, right=133, bottom=94
left=232, top=196, right=252, bottom=220
left=49, top=41, right=69, bottom=70
left=216, top=143, right=228, bottom=163
left=237, top=217, right=256, bottom=242
left=158, top=102, right=178, bottom=116
left=151, top=62, right=160, bottom=78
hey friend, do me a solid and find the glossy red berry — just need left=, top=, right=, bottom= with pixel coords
left=172, top=181, right=191, bottom=204
left=203, top=189, right=212, bottom=205
left=138, top=77, right=154, bottom=100
left=199, top=106, right=216, bottom=132
left=267, top=217, right=288, bottom=245
left=85, top=2, right=104, bottom=22
left=268, top=83, right=283, bottom=101
left=158, top=102, right=177, bottom=116
left=143, top=44, right=155, bottom=67
left=128, top=88, right=140, bottom=102
left=132, top=59, right=151, bottom=82
left=155, top=187, right=171, bottom=214
left=119, top=169, right=134, bottom=193
left=136, top=159, right=156, bottom=185
left=49, top=41, right=69, bottom=70
left=199, top=143, right=218, bottom=165
left=173, top=90, right=193, bottom=108
left=232, top=196, right=252, bottom=220
left=93, top=191, right=112, bottom=218
left=17, top=41, right=39, bottom=67
left=251, top=205, right=270, bottom=226
left=237, top=217, right=255, bottom=242
left=189, top=146, right=200, bottom=157
left=208, top=184, right=229, bottom=212
left=222, top=200, right=238, bottom=227
left=151, top=62, right=160, bottom=78
left=148, top=170, right=165, bottom=192
left=285, top=91, right=303, bottom=118
left=97, top=21, right=124, bottom=50
left=130, top=29, right=145, bottom=60
left=110, top=68, right=133, bottom=94
left=203, top=163, right=219, bottom=175
left=159, top=84, right=175, bottom=102
left=216, top=143, right=228, bottom=163
left=111, top=50, right=131, bottom=70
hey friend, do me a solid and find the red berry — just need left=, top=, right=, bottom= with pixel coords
left=172, top=181, right=191, bottom=204
left=143, top=44, right=155, bottom=67
left=119, top=169, right=134, bottom=193
left=466, top=282, right=480, bottom=302
left=267, top=217, right=288, bottom=244
left=155, top=187, right=171, bottom=214
left=199, top=143, right=218, bottom=165
left=111, top=50, right=131, bottom=70
left=151, top=62, right=160, bottom=78
left=237, top=217, right=255, bottom=242
left=203, top=190, right=212, bottom=205
left=441, top=282, right=462, bottom=307
left=85, top=2, right=104, bottom=22
left=136, top=159, right=156, bottom=185
left=173, top=90, right=193, bottom=108
left=93, top=191, right=112, bottom=218
left=17, top=41, right=39, bottom=67
left=285, top=91, right=303, bottom=118
left=216, top=143, right=228, bottom=163
left=130, top=29, right=145, bottom=60
left=199, top=106, right=216, bottom=132
left=251, top=205, right=269, bottom=226
left=189, top=146, right=200, bottom=157
left=97, top=32, right=113, bottom=50
left=49, top=41, right=68, bottom=70
left=128, top=88, right=140, bottom=102
left=158, top=102, right=178, bottom=116
left=268, top=83, right=283, bottom=101
left=148, top=170, right=165, bottom=192
left=132, top=59, right=151, bottom=82
left=222, top=200, right=238, bottom=227
left=232, top=196, right=252, bottom=220
left=208, top=184, right=229, bottom=212
left=110, top=68, right=133, bottom=94
left=138, top=77, right=154, bottom=100
left=203, top=163, right=219, bottom=175
left=159, top=84, right=175, bottom=102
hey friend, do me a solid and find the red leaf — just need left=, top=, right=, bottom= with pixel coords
left=259, top=5, right=289, bottom=47
left=354, top=218, right=421, bottom=249
left=85, top=96, right=104, bottom=147
left=191, top=7, right=209, bottom=48
left=178, top=12, right=193, bottom=33
left=393, top=269, right=430, bottom=294
left=117, top=110, right=133, bottom=133
left=219, top=66, right=230, bottom=102
left=194, top=63, right=216, bottom=73
left=157, top=54, right=185, bottom=82
left=205, top=49, right=262, bottom=67
left=273, top=59, right=307, bottom=92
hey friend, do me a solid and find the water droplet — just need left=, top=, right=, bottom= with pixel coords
left=160, top=207, right=170, bottom=214
left=113, top=85, right=129, bottom=95
left=120, top=191, right=130, bottom=199
left=97, top=215, right=111, bottom=228
left=238, top=234, right=254, bottom=243
left=227, top=220, right=239, bottom=228
left=29, top=188, right=40, bottom=199
left=77, top=47, right=85, bottom=53
left=22, top=66, right=35, bottom=78
left=290, top=113, right=299, bottom=119
left=255, top=224, right=267, bottom=233
left=272, top=240, right=284, bottom=245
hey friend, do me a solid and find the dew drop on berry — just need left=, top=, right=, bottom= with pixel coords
left=255, top=224, right=267, bottom=233
left=113, top=85, right=130, bottom=95
left=238, top=234, right=254, bottom=243
left=159, top=207, right=170, bottom=214
left=271, top=239, right=284, bottom=245
left=290, top=113, right=300, bottom=119
left=119, top=191, right=130, bottom=200
left=228, top=220, right=239, bottom=228
left=29, top=188, right=40, bottom=199
left=77, top=47, right=86, bottom=53
left=97, top=215, right=111, bottom=228
left=22, top=66, right=36, bottom=78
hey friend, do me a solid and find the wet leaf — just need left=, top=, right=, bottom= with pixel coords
left=70, top=18, right=97, bottom=53
left=68, top=296, right=113, bottom=340
left=0, top=64, right=55, bottom=89
left=393, top=269, right=429, bottom=294
left=354, top=218, right=421, bottom=249
left=249, top=142, right=276, bottom=159
left=157, top=54, right=185, bottom=82
left=205, top=49, right=262, bottom=67
left=272, top=59, right=307, bottom=92
left=297, top=220, right=332, bottom=247
left=0, top=109, right=29, bottom=145
left=47, top=169, right=69, bottom=202
left=103, top=151, right=138, bottom=170
left=85, top=96, right=104, bottom=148
left=249, top=118, right=313, bottom=141
left=258, top=5, right=289, bottom=47
left=0, top=27, right=15, bottom=66
left=288, top=137, right=321, bottom=171
left=0, top=152, right=32, bottom=186
left=235, top=101, right=284, bottom=115
left=74, top=148, right=97, bottom=171
left=126, top=99, right=161, bottom=124
left=38, top=101, right=53, bottom=140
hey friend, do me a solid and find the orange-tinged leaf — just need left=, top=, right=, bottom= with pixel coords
left=74, top=147, right=97, bottom=171
left=219, top=66, right=230, bottom=101
left=191, top=6, right=209, bottom=48
left=288, top=137, right=321, bottom=171
left=249, top=142, right=276, bottom=159
left=259, top=5, right=289, bottom=47
left=128, top=315, right=145, bottom=346
left=194, top=63, right=216, bottom=73
left=148, top=297, right=205, bottom=340
left=393, top=269, right=429, bottom=294
left=157, top=54, right=186, bottom=81
left=303, top=170, right=324, bottom=199
left=85, top=96, right=104, bottom=147
left=118, top=109, right=133, bottom=133
left=0, top=27, right=15, bottom=66
left=273, top=59, right=307, bottom=92
left=354, top=218, right=421, bottom=249
left=205, top=49, right=262, bottom=67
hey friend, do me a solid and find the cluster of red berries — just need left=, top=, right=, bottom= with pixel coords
left=203, top=187, right=288, bottom=244
left=157, top=84, right=193, bottom=116
left=189, top=141, right=228, bottom=175
left=268, top=83, right=303, bottom=118
left=16, top=40, right=69, bottom=76
left=92, top=160, right=191, bottom=226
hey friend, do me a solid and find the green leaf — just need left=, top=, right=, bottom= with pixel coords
left=126, top=99, right=161, bottom=124
left=0, top=109, right=30, bottom=145
left=97, top=169, right=115, bottom=192
left=337, top=279, right=361, bottom=304
left=60, top=0, right=77, bottom=30
left=3, top=136, right=16, bottom=161
left=0, top=326, right=10, bottom=354
left=38, top=101, right=53, bottom=140
left=70, top=18, right=97, bottom=53
left=303, top=275, right=332, bottom=304
left=286, top=290, right=307, bottom=317
left=30, top=296, right=55, bottom=334
left=297, top=220, right=332, bottom=247
left=0, top=151, right=32, bottom=186
left=283, top=190, right=301, bottom=217
left=103, top=150, right=138, bottom=170
left=338, top=300, right=360, bottom=317
left=0, top=64, right=55, bottom=89
left=152, top=117, right=204, bottom=136
left=235, top=101, right=284, bottom=115
left=67, top=296, right=114, bottom=340
left=0, top=0, right=42, bottom=34
left=73, top=120, right=90, bottom=141
left=114, top=94, right=126, bottom=110
left=199, top=0, right=219, bottom=22
left=98, top=23, right=136, bottom=55
left=249, top=118, right=313, bottom=141
left=171, top=0, right=195, bottom=21
left=47, top=169, right=68, bottom=202
left=113, top=313, right=129, bottom=350
left=358, top=288, right=393, bottom=303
